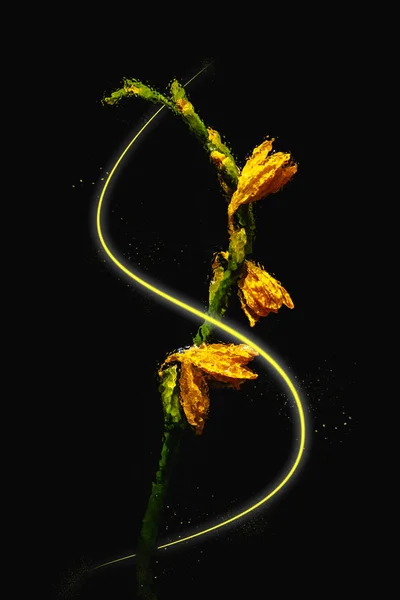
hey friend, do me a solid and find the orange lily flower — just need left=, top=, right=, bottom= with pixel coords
left=228, top=138, right=297, bottom=232
left=238, top=260, right=294, bottom=327
left=159, top=343, right=258, bottom=434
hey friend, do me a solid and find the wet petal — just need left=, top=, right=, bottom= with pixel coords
left=238, top=260, right=294, bottom=326
left=183, top=343, right=258, bottom=389
left=228, top=138, right=297, bottom=229
left=179, top=361, right=210, bottom=435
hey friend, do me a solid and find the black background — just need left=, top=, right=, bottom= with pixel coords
left=51, top=26, right=361, bottom=599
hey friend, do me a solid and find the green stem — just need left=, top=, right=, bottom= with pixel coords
left=194, top=201, right=256, bottom=345
left=105, top=76, right=258, bottom=598
left=136, top=365, right=185, bottom=598
left=103, top=76, right=239, bottom=196
left=137, top=425, right=183, bottom=600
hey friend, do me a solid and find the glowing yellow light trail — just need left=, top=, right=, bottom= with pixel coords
left=95, top=65, right=306, bottom=570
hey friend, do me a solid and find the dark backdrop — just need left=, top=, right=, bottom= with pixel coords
left=51, top=33, right=360, bottom=599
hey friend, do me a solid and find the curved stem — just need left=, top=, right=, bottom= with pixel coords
left=137, top=425, right=184, bottom=599
left=105, top=76, right=258, bottom=598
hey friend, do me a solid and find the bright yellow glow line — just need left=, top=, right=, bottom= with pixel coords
left=94, top=66, right=306, bottom=570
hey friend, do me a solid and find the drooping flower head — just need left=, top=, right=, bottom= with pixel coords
left=238, top=260, right=294, bottom=327
left=159, top=343, right=259, bottom=434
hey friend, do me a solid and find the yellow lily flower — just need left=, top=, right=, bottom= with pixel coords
left=159, top=343, right=258, bottom=434
left=228, top=138, right=297, bottom=231
left=238, top=260, right=294, bottom=327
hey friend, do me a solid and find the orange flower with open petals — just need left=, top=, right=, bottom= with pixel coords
left=228, top=138, right=297, bottom=232
left=159, top=343, right=259, bottom=434
left=238, top=260, right=294, bottom=327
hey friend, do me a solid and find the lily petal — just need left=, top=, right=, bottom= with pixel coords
left=182, top=343, right=258, bottom=389
left=228, top=138, right=297, bottom=231
left=238, top=260, right=294, bottom=326
left=179, top=361, right=210, bottom=435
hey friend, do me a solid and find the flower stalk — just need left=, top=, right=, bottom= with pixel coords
left=103, top=75, right=297, bottom=599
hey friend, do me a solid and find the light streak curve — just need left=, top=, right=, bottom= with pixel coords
left=94, top=64, right=306, bottom=570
